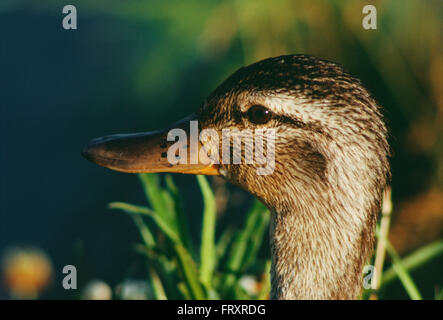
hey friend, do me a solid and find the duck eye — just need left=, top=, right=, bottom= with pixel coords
left=247, top=105, right=272, bottom=124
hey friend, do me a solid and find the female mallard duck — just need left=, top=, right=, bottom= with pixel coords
left=83, top=54, right=390, bottom=300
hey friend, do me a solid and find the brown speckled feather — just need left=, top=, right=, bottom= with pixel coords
left=198, top=54, right=390, bottom=299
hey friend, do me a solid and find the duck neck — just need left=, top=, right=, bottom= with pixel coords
left=269, top=191, right=377, bottom=300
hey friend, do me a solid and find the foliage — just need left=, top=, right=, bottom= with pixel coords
left=111, top=174, right=442, bottom=300
left=110, top=174, right=270, bottom=299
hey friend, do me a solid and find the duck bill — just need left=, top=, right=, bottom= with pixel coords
left=82, top=115, right=220, bottom=176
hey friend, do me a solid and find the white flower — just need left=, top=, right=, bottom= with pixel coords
left=82, top=280, right=112, bottom=300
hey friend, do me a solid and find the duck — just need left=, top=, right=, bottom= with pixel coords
left=82, top=54, right=390, bottom=300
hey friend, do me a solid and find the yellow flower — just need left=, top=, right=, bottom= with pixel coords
left=2, top=247, right=52, bottom=299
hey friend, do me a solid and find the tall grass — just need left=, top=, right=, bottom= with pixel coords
left=110, top=173, right=442, bottom=300
left=110, top=174, right=270, bottom=299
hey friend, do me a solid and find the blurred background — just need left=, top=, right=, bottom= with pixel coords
left=0, top=0, right=441, bottom=299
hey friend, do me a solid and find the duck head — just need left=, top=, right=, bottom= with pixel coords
left=83, top=54, right=390, bottom=299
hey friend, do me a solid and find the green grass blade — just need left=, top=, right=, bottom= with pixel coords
left=138, top=173, right=180, bottom=235
left=109, top=202, right=181, bottom=245
left=221, top=200, right=267, bottom=295
left=175, top=244, right=206, bottom=300
left=383, top=239, right=423, bottom=300
left=215, top=227, right=234, bottom=264
left=109, top=202, right=156, bottom=248
left=242, top=203, right=269, bottom=270
left=177, top=282, right=192, bottom=299
left=257, top=260, right=271, bottom=300
left=139, top=173, right=168, bottom=213
left=130, top=214, right=156, bottom=248
left=165, top=175, right=193, bottom=252
left=382, top=240, right=443, bottom=285
left=109, top=201, right=155, bottom=215
left=222, top=232, right=247, bottom=295
left=134, top=244, right=186, bottom=299
left=382, top=240, right=443, bottom=286
left=148, top=266, right=167, bottom=300
left=197, top=175, right=217, bottom=290
left=226, top=204, right=260, bottom=272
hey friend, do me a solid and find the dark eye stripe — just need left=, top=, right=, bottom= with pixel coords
left=242, top=109, right=328, bottom=138
left=274, top=115, right=305, bottom=128
left=277, top=115, right=329, bottom=137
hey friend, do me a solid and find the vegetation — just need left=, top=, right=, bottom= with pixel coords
left=4, top=0, right=440, bottom=299
left=110, top=174, right=443, bottom=300
left=110, top=174, right=270, bottom=299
